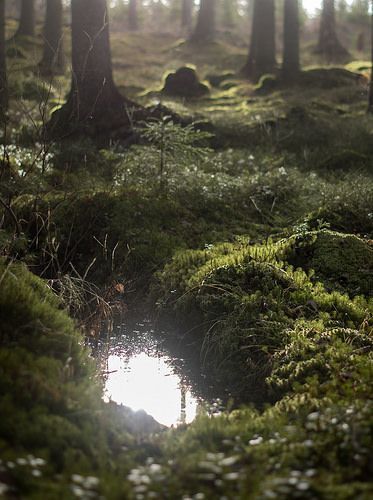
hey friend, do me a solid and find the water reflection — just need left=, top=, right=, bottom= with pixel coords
left=96, top=321, right=201, bottom=427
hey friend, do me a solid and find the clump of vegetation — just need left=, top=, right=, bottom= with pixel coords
left=154, top=230, right=372, bottom=403
left=0, top=259, right=155, bottom=498
left=284, top=230, right=373, bottom=296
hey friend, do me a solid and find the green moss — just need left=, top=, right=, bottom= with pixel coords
left=155, top=231, right=372, bottom=403
left=0, top=259, right=152, bottom=498
left=286, top=230, right=373, bottom=296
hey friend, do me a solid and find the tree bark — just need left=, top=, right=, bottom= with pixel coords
left=16, top=0, right=35, bottom=37
left=39, top=0, right=65, bottom=75
left=221, top=0, right=235, bottom=29
left=0, top=0, right=7, bottom=119
left=315, top=0, right=349, bottom=62
left=242, top=0, right=276, bottom=81
left=282, top=0, right=300, bottom=82
left=190, top=0, right=216, bottom=42
left=128, top=0, right=138, bottom=31
left=48, top=0, right=136, bottom=138
left=368, top=0, right=373, bottom=112
left=181, top=0, right=193, bottom=31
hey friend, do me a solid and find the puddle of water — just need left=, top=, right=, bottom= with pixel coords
left=94, top=321, right=202, bottom=427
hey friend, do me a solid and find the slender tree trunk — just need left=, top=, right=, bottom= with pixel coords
left=39, top=0, right=65, bottom=75
left=242, top=0, right=276, bottom=81
left=315, top=0, right=349, bottom=61
left=128, top=0, right=138, bottom=31
left=0, top=0, right=7, bottom=119
left=282, top=0, right=300, bottom=81
left=48, top=0, right=135, bottom=137
left=368, top=0, right=373, bottom=112
left=190, top=0, right=216, bottom=42
left=16, top=0, right=35, bottom=37
left=181, top=0, right=193, bottom=31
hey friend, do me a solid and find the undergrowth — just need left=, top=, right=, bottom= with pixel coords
left=1, top=29, right=373, bottom=500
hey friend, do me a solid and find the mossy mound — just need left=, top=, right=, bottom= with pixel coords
left=0, top=259, right=154, bottom=498
left=206, top=71, right=236, bottom=88
left=254, top=74, right=278, bottom=95
left=155, top=231, right=372, bottom=403
left=162, top=66, right=210, bottom=98
left=285, top=230, right=373, bottom=296
left=298, top=68, right=366, bottom=89
left=254, top=68, right=366, bottom=95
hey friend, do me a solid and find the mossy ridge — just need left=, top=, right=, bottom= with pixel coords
left=0, top=259, right=147, bottom=498
left=155, top=230, right=372, bottom=403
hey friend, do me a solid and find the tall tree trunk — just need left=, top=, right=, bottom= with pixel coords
left=242, top=0, right=276, bottom=81
left=181, top=0, right=193, bottom=31
left=221, top=0, right=235, bottom=29
left=282, top=0, right=300, bottom=81
left=16, top=0, right=35, bottom=37
left=39, top=0, right=65, bottom=75
left=368, top=0, right=373, bottom=112
left=0, top=0, right=7, bottom=119
left=128, top=0, right=138, bottom=31
left=48, top=0, right=135, bottom=137
left=315, top=0, right=349, bottom=61
left=190, top=0, right=216, bottom=42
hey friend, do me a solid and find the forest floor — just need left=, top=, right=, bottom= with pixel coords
left=0, top=27, right=372, bottom=499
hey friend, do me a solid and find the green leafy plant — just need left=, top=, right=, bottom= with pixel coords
left=137, top=118, right=213, bottom=190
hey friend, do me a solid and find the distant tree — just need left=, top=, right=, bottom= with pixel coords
left=221, top=0, right=236, bottom=29
left=350, top=0, right=369, bottom=20
left=315, top=0, right=349, bottom=61
left=282, top=0, right=300, bottom=81
left=15, top=0, right=35, bottom=37
left=181, top=0, right=193, bottom=31
left=368, top=0, right=373, bottom=112
left=39, top=0, right=65, bottom=75
left=48, top=0, right=135, bottom=136
left=242, top=0, right=276, bottom=81
left=191, top=0, right=216, bottom=42
left=128, top=0, right=138, bottom=31
left=0, top=0, right=7, bottom=119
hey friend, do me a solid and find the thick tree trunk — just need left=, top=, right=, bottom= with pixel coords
left=190, top=0, right=215, bottom=42
left=0, top=0, right=7, bottom=119
left=181, top=0, right=193, bottom=31
left=242, top=0, right=276, bottom=81
left=39, top=0, right=65, bottom=75
left=315, top=0, right=349, bottom=62
left=128, top=0, right=138, bottom=31
left=282, top=0, right=300, bottom=81
left=48, top=0, right=135, bottom=137
left=16, top=0, right=35, bottom=37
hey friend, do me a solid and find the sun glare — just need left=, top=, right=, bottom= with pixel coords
left=104, top=353, right=199, bottom=427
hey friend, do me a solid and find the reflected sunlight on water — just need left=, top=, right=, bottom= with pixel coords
left=100, top=324, right=200, bottom=427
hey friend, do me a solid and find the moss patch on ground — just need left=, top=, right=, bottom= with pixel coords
left=0, top=259, right=161, bottom=499
left=154, top=230, right=373, bottom=404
